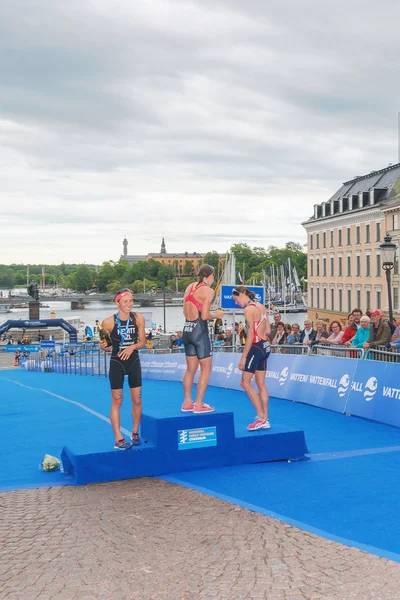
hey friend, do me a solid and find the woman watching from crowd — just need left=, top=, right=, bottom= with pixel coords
left=272, top=321, right=287, bottom=345
left=349, top=315, right=371, bottom=348
left=325, top=320, right=344, bottom=345
left=310, top=320, right=329, bottom=346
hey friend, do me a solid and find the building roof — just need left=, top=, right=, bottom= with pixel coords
left=303, top=162, right=400, bottom=225
left=147, top=252, right=203, bottom=259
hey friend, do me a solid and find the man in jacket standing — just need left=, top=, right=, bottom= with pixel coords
left=362, top=310, right=392, bottom=352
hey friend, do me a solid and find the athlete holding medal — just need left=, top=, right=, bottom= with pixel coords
left=99, top=288, right=146, bottom=450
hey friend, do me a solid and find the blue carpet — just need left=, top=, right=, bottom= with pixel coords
left=1, top=369, right=400, bottom=562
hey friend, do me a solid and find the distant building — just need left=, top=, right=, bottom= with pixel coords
left=120, top=237, right=226, bottom=275
left=120, top=236, right=146, bottom=265
left=302, top=163, right=400, bottom=324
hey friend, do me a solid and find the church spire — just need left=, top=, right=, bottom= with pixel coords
left=161, top=236, right=166, bottom=254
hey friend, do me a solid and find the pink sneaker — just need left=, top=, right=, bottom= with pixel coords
left=181, top=402, right=196, bottom=412
left=193, top=403, right=215, bottom=413
left=247, top=418, right=267, bottom=431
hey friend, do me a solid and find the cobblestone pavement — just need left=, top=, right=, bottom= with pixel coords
left=1, top=479, right=400, bottom=600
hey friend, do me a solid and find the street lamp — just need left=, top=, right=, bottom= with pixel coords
left=379, top=232, right=397, bottom=323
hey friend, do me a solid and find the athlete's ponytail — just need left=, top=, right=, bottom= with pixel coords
left=197, top=264, right=215, bottom=282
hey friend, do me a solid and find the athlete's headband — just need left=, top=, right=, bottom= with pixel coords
left=115, top=289, right=133, bottom=303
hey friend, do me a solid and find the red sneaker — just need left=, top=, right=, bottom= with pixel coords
left=247, top=418, right=267, bottom=431
left=181, top=402, right=196, bottom=412
left=193, top=403, right=215, bottom=413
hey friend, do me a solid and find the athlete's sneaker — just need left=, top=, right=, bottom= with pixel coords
left=193, top=403, right=215, bottom=413
left=247, top=418, right=267, bottom=431
left=131, top=432, right=141, bottom=446
left=261, top=420, right=271, bottom=429
left=181, top=402, right=196, bottom=412
left=114, top=438, right=133, bottom=450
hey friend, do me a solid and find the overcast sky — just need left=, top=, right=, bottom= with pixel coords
left=1, top=0, right=400, bottom=265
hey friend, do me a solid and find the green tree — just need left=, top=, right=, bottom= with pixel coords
left=97, top=262, right=117, bottom=292
left=203, top=251, right=220, bottom=272
left=183, top=260, right=194, bottom=276
left=74, top=265, right=94, bottom=292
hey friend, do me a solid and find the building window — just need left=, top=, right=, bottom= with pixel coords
left=330, top=288, right=334, bottom=310
left=317, top=288, right=320, bottom=307
left=316, top=259, right=320, bottom=277
left=366, top=255, right=371, bottom=276
left=338, top=256, right=343, bottom=276
left=347, top=256, right=351, bottom=277
left=330, top=231, right=334, bottom=247
left=339, top=289, right=343, bottom=312
left=330, top=257, right=334, bottom=277
left=394, top=214, right=399, bottom=230
left=366, top=290, right=371, bottom=310
left=365, top=224, right=370, bottom=243
left=309, top=234, right=313, bottom=250
left=347, top=289, right=352, bottom=312
left=376, top=290, right=381, bottom=310
left=394, top=250, right=399, bottom=276
left=347, top=228, right=351, bottom=246
left=394, top=288, right=399, bottom=310
left=323, top=232, right=326, bottom=248
left=323, top=288, right=327, bottom=309
left=356, top=255, right=361, bottom=277
left=356, top=226, right=360, bottom=244
left=310, top=259, right=313, bottom=277
left=323, top=258, right=326, bottom=277
left=316, top=234, right=320, bottom=249
left=356, top=289, right=361, bottom=308
left=338, top=229, right=342, bottom=246
left=311, top=288, right=314, bottom=307
left=376, top=222, right=381, bottom=242
left=376, top=254, right=381, bottom=276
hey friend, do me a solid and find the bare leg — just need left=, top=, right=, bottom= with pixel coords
left=255, top=370, right=269, bottom=419
left=183, top=356, right=199, bottom=406
left=195, top=356, right=213, bottom=406
left=240, top=372, right=266, bottom=419
left=130, top=386, right=142, bottom=434
left=110, top=389, right=123, bottom=441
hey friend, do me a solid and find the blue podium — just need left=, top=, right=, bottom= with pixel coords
left=61, top=411, right=307, bottom=485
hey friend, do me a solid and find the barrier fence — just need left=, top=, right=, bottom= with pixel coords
left=20, top=343, right=400, bottom=429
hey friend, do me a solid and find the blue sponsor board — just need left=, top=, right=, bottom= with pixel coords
left=178, top=426, right=217, bottom=450
left=266, top=354, right=358, bottom=413
left=344, top=360, right=400, bottom=428
left=139, top=350, right=400, bottom=429
left=40, top=340, right=55, bottom=349
left=6, top=345, right=40, bottom=353
left=220, top=285, right=265, bottom=310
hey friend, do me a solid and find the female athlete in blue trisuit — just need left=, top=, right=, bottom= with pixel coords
left=182, top=264, right=224, bottom=413
left=232, top=285, right=271, bottom=430
left=100, top=288, right=146, bottom=449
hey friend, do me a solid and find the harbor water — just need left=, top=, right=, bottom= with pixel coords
left=1, top=293, right=307, bottom=335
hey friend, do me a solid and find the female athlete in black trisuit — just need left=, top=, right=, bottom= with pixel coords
left=100, top=288, right=146, bottom=449
left=182, top=264, right=224, bottom=413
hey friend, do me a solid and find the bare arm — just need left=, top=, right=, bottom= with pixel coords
left=99, top=315, right=114, bottom=351
left=238, top=306, right=256, bottom=370
left=201, top=288, right=224, bottom=321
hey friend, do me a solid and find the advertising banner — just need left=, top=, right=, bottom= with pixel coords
left=220, top=285, right=265, bottom=310
left=344, top=360, right=400, bottom=428
left=266, top=354, right=358, bottom=414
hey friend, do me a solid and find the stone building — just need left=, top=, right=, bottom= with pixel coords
left=302, top=163, right=400, bottom=324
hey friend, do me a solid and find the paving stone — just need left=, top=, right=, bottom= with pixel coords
left=0, top=478, right=400, bottom=599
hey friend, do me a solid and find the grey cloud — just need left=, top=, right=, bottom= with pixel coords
left=1, top=0, right=399, bottom=263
